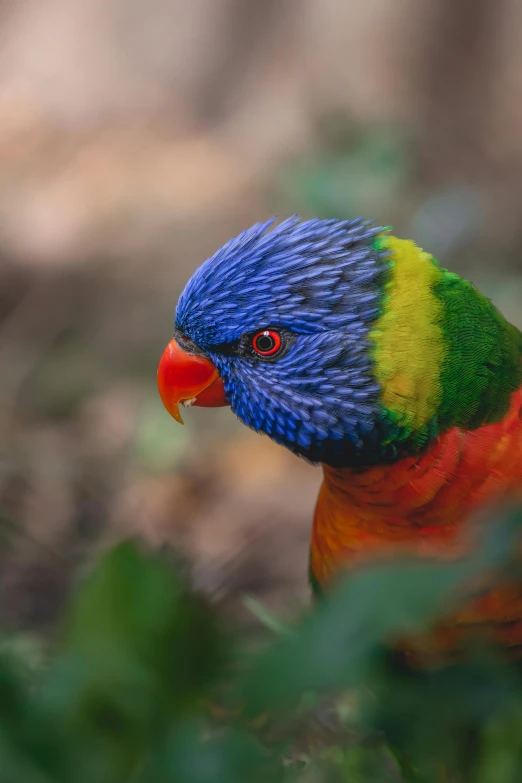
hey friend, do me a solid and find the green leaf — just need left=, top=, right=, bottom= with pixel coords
left=38, top=541, right=230, bottom=782
left=240, top=510, right=522, bottom=714
left=475, top=701, right=522, bottom=783
left=139, top=719, right=281, bottom=783
left=242, top=595, right=294, bottom=639
left=64, top=540, right=228, bottom=701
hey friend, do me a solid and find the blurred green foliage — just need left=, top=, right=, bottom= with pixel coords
left=275, top=113, right=489, bottom=264
left=276, top=115, right=410, bottom=223
left=1, top=510, right=522, bottom=782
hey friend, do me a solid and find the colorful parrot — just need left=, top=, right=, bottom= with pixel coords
left=158, top=217, right=522, bottom=661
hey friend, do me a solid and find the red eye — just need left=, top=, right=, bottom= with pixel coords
left=252, top=329, right=282, bottom=357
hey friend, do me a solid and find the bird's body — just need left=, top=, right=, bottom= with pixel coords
left=158, top=217, right=522, bottom=660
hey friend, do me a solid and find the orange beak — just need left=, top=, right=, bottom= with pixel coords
left=157, top=338, right=229, bottom=424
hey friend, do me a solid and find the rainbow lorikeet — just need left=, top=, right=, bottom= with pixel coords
left=158, top=217, right=522, bottom=661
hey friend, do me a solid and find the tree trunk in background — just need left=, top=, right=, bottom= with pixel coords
left=191, top=0, right=284, bottom=125
left=415, top=0, right=504, bottom=188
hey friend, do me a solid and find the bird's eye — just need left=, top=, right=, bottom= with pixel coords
left=252, top=329, right=282, bottom=357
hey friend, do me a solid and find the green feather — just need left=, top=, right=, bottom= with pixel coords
left=434, top=270, right=522, bottom=431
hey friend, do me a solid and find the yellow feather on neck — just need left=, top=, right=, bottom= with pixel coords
left=370, top=235, right=444, bottom=433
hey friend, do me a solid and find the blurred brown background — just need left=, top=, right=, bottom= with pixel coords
left=0, top=0, right=521, bottom=634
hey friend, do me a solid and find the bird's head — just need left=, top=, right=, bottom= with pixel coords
left=158, top=217, right=427, bottom=467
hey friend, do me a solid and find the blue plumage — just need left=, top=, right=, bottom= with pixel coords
left=175, top=216, right=393, bottom=465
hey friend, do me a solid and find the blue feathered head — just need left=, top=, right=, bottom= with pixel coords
left=162, top=216, right=394, bottom=467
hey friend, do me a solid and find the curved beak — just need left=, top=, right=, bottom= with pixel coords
left=157, top=339, right=228, bottom=424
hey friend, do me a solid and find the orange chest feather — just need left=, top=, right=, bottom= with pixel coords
left=311, top=388, right=522, bottom=587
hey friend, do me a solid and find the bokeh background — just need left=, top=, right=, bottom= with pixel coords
left=1, top=0, right=521, bottom=635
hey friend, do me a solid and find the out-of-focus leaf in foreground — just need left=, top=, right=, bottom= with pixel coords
left=239, top=509, right=522, bottom=716
left=0, top=512, right=520, bottom=780
left=40, top=541, right=231, bottom=782
left=139, top=719, right=280, bottom=783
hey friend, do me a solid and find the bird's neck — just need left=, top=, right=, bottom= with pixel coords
left=310, top=386, right=522, bottom=587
